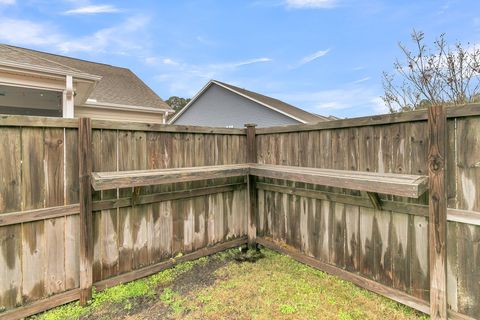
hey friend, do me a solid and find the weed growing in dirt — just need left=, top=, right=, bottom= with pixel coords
left=32, top=253, right=215, bottom=320
left=160, top=288, right=184, bottom=314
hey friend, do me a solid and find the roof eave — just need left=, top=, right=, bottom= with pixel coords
left=168, top=80, right=215, bottom=124
left=0, top=59, right=102, bottom=82
left=83, top=99, right=173, bottom=113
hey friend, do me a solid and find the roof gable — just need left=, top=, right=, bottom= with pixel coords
left=170, top=80, right=325, bottom=124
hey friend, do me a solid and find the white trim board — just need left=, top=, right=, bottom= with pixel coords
left=82, top=100, right=171, bottom=114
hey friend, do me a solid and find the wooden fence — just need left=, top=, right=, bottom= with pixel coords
left=1, top=105, right=480, bottom=319
left=0, top=116, right=248, bottom=319
left=254, top=105, right=480, bottom=319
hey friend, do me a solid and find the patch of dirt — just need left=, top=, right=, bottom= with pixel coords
left=82, top=249, right=258, bottom=320
left=171, top=255, right=227, bottom=296
left=81, top=294, right=161, bottom=320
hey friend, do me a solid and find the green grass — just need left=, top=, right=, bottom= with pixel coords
left=178, top=249, right=428, bottom=320
left=32, top=257, right=207, bottom=320
left=34, top=248, right=428, bottom=320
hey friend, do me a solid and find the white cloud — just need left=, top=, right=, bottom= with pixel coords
left=0, top=18, right=62, bottom=46
left=0, top=14, right=151, bottom=58
left=56, top=15, right=150, bottom=54
left=144, top=57, right=158, bottom=65
left=0, top=0, right=15, bottom=5
left=300, top=49, right=330, bottom=64
left=226, top=57, right=272, bottom=68
left=436, top=2, right=450, bottom=15
left=274, top=85, right=387, bottom=117
left=162, top=58, right=179, bottom=66
left=285, top=0, right=338, bottom=9
left=352, top=76, right=371, bottom=84
left=153, top=57, right=272, bottom=96
left=353, top=65, right=366, bottom=71
left=64, top=5, right=121, bottom=15
left=196, top=36, right=216, bottom=46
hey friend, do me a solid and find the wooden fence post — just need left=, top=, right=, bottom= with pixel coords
left=428, top=105, right=447, bottom=319
left=245, top=124, right=257, bottom=248
left=79, top=118, right=93, bottom=305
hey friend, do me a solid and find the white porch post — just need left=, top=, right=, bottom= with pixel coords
left=62, top=75, right=74, bottom=118
left=163, top=112, right=169, bottom=124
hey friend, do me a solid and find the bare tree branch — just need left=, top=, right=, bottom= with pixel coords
left=383, top=31, right=480, bottom=112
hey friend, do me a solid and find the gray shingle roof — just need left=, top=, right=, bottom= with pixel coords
left=1, top=44, right=172, bottom=111
left=0, top=44, right=82, bottom=73
left=214, top=80, right=327, bottom=123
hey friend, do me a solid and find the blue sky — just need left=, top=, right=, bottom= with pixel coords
left=0, top=0, right=479, bottom=117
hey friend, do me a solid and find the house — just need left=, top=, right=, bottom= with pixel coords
left=169, top=80, right=332, bottom=128
left=0, top=44, right=173, bottom=123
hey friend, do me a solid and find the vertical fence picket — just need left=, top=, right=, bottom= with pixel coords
left=428, top=106, right=448, bottom=319
left=79, top=118, right=93, bottom=305
left=245, top=124, right=257, bottom=248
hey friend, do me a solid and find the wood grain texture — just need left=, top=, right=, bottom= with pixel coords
left=91, top=119, right=246, bottom=134
left=19, top=128, right=44, bottom=306
left=0, top=289, right=80, bottom=320
left=65, top=129, right=80, bottom=291
left=91, top=130, right=102, bottom=283
left=245, top=124, right=258, bottom=247
left=455, top=116, right=480, bottom=317
left=91, top=164, right=250, bottom=191
left=78, top=118, right=93, bottom=305
left=44, top=128, right=66, bottom=295
left=100, top=130, right=119, bottom=280
left=428, top=106, right=448, bottom=319
left=0, top=114, right=79, bottom=128
left=117, top=131, right=134, bottom=275
left=250, top=164, right=428, bottom=198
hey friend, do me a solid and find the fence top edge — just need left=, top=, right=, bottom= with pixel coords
left=0, top=114, right=247, bottom=134
left=256, top=103, right=480, bottom=135
left=1, top=103, right=479, bottom=134
left=91, top=119, right=246, bottom=135
left=0, top=114, right=79, bottom=128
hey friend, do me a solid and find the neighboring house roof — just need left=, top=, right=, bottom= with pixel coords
left=0, top=44, right=99, bottom=80
left=314, top=113, right=340, bottom=121
left=1, top=44, right=172, bottom=111
left=215, top=81, right=328, bottom=123
left=170, top=80, right=327, bottom=124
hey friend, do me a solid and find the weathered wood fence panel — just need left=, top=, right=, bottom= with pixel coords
left=89, top=128, right=247, bottom=283
left=0, top=117, right=248, bottom=319
left=0, top=125, right=81, bottom=312
left=255, top=113, right=480, bottom=319
left=1, top=107, right=480, bottom=319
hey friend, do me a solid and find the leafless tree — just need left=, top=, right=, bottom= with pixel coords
left=382, top=30, right=480, bottom=113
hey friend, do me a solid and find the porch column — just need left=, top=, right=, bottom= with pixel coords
left=162, top=112, right=167, bottom=124
left=62, top=75, right=74, bottom=118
